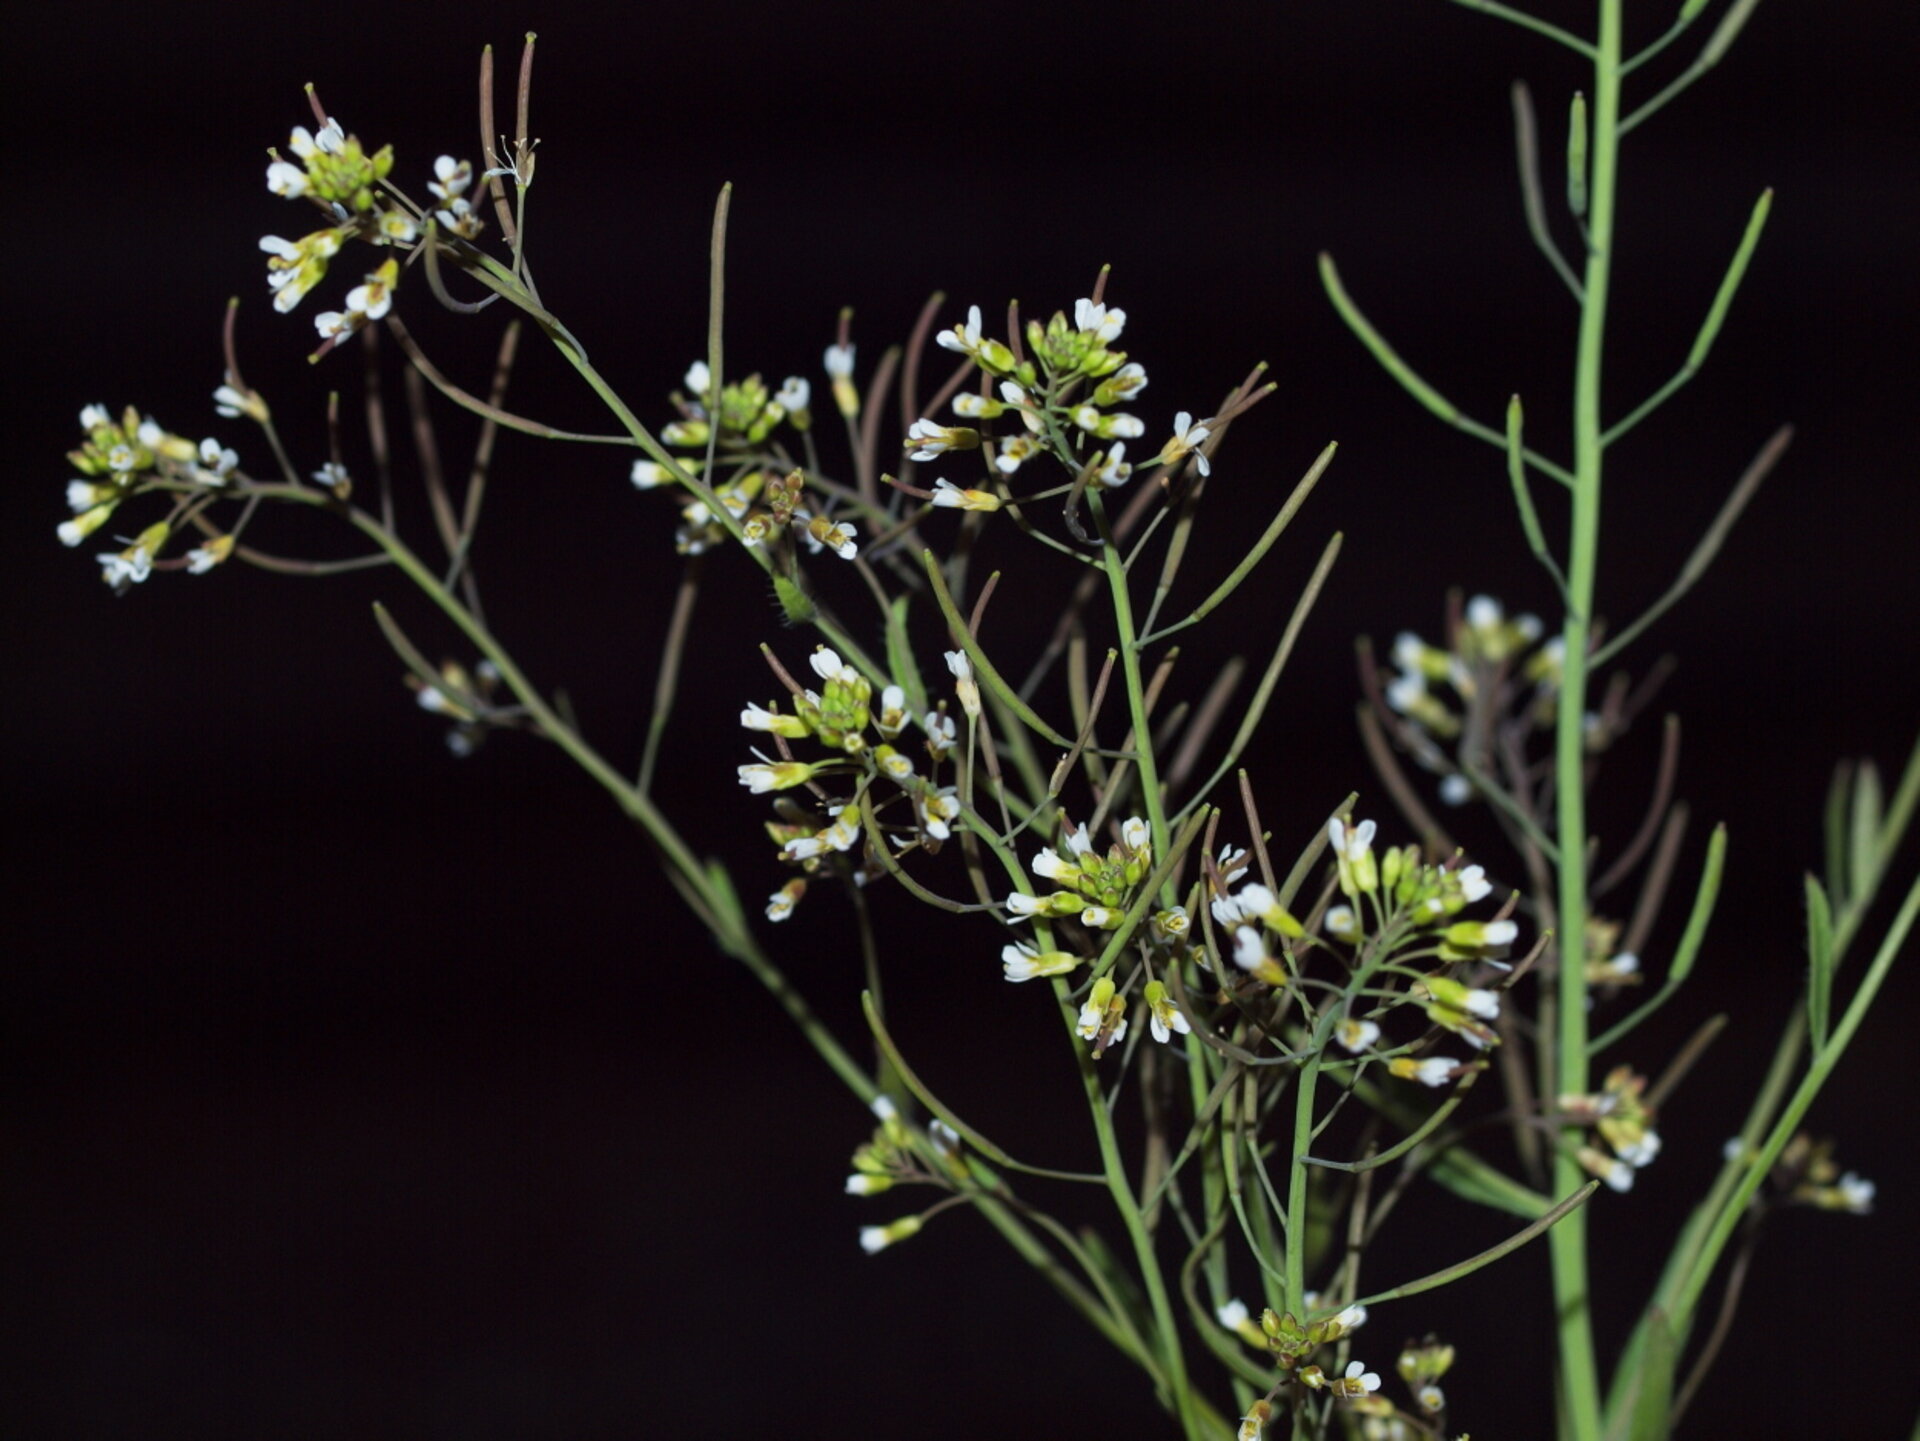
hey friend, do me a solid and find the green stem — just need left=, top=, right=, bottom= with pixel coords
left=1549, top=8, right=1621, bottom=1439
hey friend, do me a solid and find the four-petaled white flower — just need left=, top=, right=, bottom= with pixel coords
left=919, top=788, right=961, bottom=841
left=1157, top=410, right=1214, bottom=476
left=924, top=711, right=957, bottom=757
left=1073, top=297, right=1127, bottom=343
left=1144, top=980, right=1189, bottom=1043
left=823, top=342, right=855, bottom=379
left=96, top=545, right=154, bottom=586
left=935, top=303, right=987, bottom=357
left=429, top=156, right=473, bottom=203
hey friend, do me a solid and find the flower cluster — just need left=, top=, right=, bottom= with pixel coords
left=1208, top=814, right=1516, bottom=1083
left=629, top=363, right=855, bottom=559
left=1560, top=1065, right=1662, bottom=1192
left=909, top=294, right=1212, bottom=500
left=843, top=1097, right=968, bottom=1255
left=1380, top=594, right=1570, bottom=805
left=739, top=646, right=971, bottom=920
left=60, top=404, right=246, bottom=590
left=408, top=656, right=508, bottom=757
left=1759, top=1132, right=1876, bottom=1215
left=259, top=109, right=479, bottom=343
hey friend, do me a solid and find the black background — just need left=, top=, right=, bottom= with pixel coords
left=10, top=2, right=1919, bottom=1436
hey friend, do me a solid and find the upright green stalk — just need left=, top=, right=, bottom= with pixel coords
left=1550, top=5, right=1622, bottom=1436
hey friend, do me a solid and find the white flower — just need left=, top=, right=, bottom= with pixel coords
left=1073, top=297, right=1126, bottom=343
left=1096, top=362, right=1148, bottom=403
left=429, top=155, right=473, bottom=202
left=870, top=1095, right=897, bottom=1122
left=311, top=462, right=350, bottom=492
left=1032, top=848, right=1077, bottom=882
left=765, top=884, right=802, bottom=922
left=1001, top=942, right=1078, bottom=983
left=1410, top=1056, right=1458, bottom=1088
left=1216, top=1299, right=1250, bottom=1330
left=1480, top=919, right=1519, bottom=947
left=265, top=159, right=309, bottom=197
left=1144, top=980, right=1189, bottom=1042
left=96, top=546, right=154, bottom=586
left=924, top=711, right=957, bottom=757
left=1332, top=1303, right=1369, bottom=1334
left=1063, top=823, right=1093, bottom=857
left=935, top=303, right=986, bottom=357
left=1461, top=987, right=1501, bottom=1020
left=1456, top=863, right=1492, bottom=903
left=951, top=391, right=1004, bottom=420
left=929, top=478, right=1001, bottom=512
left=1157, top=410, right=1214, bottom=476
left=775, top=375, right=810, bottom=412
left=1324, top=906, right=1361, bottom=943
left=683, top=359, right=712, bottom=396
left=1091, top=443, right=1132, bottom=488
left=1232, top=927, right=1268, bottom=971
left=1006, top=892, right=1045, bottom=918
left=1615, top=1131, right=1662, bottom=1169
left=858, top=1215, right=922, bottom=1254
left=212, top=385, right=258, bottom=420
left=1466, top=594, right=1503, bottom=632
left=631, top=460, right=672, bottom=488
left=906, top=418, right=968, bottom=461
left=1070, top=405, right=1145, bottom=440
left=945, top=649, right=981, bottom=718
left=342, top=269, right=396, bottom=324
left=1335, top=1017, right=1381, bottom=1053
left=1837, top=1172, right=1876, bottom=1213
left=809, top=646, right=855, bottom=685
left=845, top=1173, right=891, bottom=1196
left=919, top=788, right=961, bottom=841
left=1121, top=816, right=1150, bottom=852
left=80, top=404, right=111, bottom=430
left=823, top=342, right=856, bottom=378
left=782, top=809, right=861, bottom=862
left=1328, top=815, right=1377, bottom=861
left=1439, top=773, right=1473, bottom=806
left=196, top=438, right=238, bottom=482
left=994, top=434, right=1041, bottom=475
left=1339, top=1360, right=1382, bottom=1395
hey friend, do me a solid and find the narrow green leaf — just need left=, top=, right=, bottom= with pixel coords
left=1613, top=1308, right=1679, bottom=1441
left=1805, top=874, right=1835, bottom=1051
left=1850, top=759, right=1885, bottom=906
left=1319, top=252, right=1576, bottom=488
